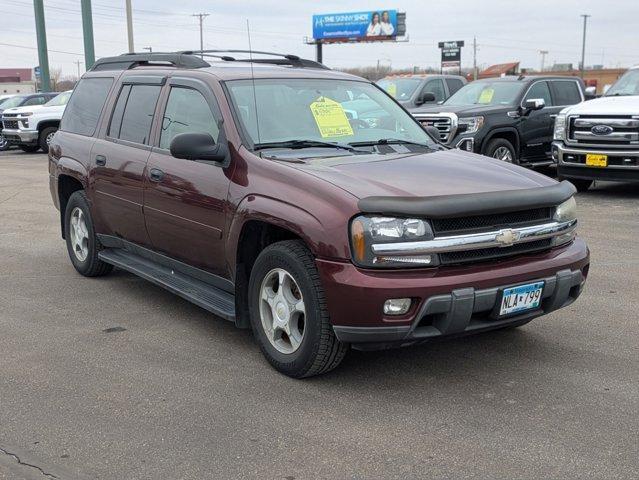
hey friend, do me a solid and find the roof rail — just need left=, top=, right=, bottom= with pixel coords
left=178, top=50, right=329, bottom=69
left=90, top=52, right=210, bottom=71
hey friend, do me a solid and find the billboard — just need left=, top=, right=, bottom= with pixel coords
left=438, top=41, right=464, bottom=68
left=313, top=10, right=398, bottom=41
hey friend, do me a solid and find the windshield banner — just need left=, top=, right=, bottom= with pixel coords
left=313, top=10, right=398, bottom=41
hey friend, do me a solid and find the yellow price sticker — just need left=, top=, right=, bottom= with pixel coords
left=386, top=83, right=397, bottom=97
left=309, top=96, right=354, bottom=138
left=478, top=88, right=495, bottom=104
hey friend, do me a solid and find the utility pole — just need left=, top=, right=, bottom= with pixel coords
left=539, top=50, right=548, bottom=72
left=126, top=0, right=134, bottom=53
left=81, top=0, right=95, bottom=69
left=192, top=13, right=210, bottom=58
left=472, top=36, right=478, bottom=80
left=580, top=14, right=591, bottom=78
left=74, top=60, right=83, bottom=78
left=33, top=0, right=50, bottom=92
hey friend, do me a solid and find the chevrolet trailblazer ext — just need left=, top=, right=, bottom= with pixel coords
left=49, top=51, right=589, bottom=378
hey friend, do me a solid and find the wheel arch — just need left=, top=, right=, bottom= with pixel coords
left=481, top=128, right=521, bottom=157
left=57, top=168, right=87, bottom=239
left=37, top=119, right=61, bottom=133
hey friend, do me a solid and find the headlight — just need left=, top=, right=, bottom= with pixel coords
left=19, top=112, right=33, bottom=117
left=458, top=116, right=484, bottom=134
left=552, top=196, right=577, bottom=246
left=553, top=113, right=567, bottom=141
left=350, top=216, right=436, bottom=268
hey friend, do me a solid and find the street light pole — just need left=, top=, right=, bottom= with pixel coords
left=33, top=0, right=51, bottom=92
left=80, top=0, right=95, bottom=69
left=126, top=0, right=134, bottom=53
left=580, top=14, right=591, bottom=78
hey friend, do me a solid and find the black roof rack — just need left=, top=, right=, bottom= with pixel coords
left=178, top=50, right=329, bottom=69
left=90, top=52, right=210, bottom=71
left=89, top=50, right=328, bottom=72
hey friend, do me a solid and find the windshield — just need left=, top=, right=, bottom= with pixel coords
left=0, top=96, right=26, bottom=109
left=45, top=91, right=72, bottom=106
left=445, top=80, right=522, bottom=106
left=226, top=78, right=435, bottom=150
left=377, top=78, right=422, bottom=101
left=605, top=69, right=639, bottom=96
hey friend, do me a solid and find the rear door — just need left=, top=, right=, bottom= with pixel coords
left=90, top=76, right=164, bottom=247
left=143, top=77, right=231, bottom=276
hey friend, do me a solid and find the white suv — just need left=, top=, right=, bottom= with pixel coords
left=1, top=90, right=72, bottom=152
left=553, top=66, right=639, bottom=191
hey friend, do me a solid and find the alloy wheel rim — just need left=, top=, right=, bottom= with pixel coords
left=493, top=146, right=513, bottom=162
left=259, top=268, right=306, bottom=354
left=46, top=131, right=55, bottom=146
left=69, top=207, right=89, bottom=262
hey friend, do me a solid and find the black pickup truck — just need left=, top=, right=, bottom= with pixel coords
left=411, top=76, right=586, bottom=167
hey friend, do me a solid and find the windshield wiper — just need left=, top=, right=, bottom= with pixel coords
left=349, top=138, right=435, bottom=148
left=253, top=139, right=364, bottom=152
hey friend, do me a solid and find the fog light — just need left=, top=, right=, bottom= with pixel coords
left=383, top=298, right=412, bottom=315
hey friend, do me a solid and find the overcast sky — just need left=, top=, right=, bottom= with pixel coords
left=1, top=0, right=639, bottom=78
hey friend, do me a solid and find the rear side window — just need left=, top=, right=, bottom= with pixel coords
left=110, top=84, right=161, bottom=145
left=61, top=78, right=113, bottom=136
left=552, top=81, right=582, bottom=105
left=445, top=78, right=464, bottom=95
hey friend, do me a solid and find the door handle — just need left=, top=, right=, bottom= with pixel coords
left=95, top=154, right=106, bottom=166
left=549, top=114, right=558, bottom=119
left=149, top=168, right=165, bottom=182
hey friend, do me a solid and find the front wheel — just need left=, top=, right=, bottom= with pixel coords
left=0, top=132, right=9, bottom=151
left=248, top=240, right=348, bottom=378
left=39, top=126, right=58, bottom=152
left=485, top=138, right=517, bottom=164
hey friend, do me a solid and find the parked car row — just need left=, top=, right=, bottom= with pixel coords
left=0, top=90, right=70, bottom=152
left=379, top=66, right=639, bottom=190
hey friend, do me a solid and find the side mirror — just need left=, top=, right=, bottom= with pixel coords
left=523, top=98, right=545, bottom=112
left=584, top=86, right=597, bottom=100
left=424, top=125, right=442, bottom=142
left=169, top=132, right=227, bottom=163
left=415, top=91, right=436, bottom=106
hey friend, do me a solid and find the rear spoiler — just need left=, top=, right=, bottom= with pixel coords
left=358, top=181, right=576, bottom=218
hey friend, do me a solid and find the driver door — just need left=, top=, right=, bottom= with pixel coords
left=143, top=77, right=231, bottom=276
left=520, top=81, right=559, bottom=161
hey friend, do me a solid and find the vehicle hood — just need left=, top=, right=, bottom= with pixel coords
left=278, top=149, right=555, bottom=200
left=1, top=105, right=44, bottom=116
left=563, top=95, right=639, bottom=115
left=410, top=103, right=512, bottom=116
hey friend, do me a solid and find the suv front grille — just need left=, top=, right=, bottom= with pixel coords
left=431, top=207, right=553, bottom=236
left=439, top=238, right=553, bottom=266
left=413, top=114, right=453, bottom=142
left=3, top=120, right=19, bottom=129
left=568, top=115, right=639, bottom=147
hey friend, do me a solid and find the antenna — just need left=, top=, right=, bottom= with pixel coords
left=247, top=20, right=261, bottom=145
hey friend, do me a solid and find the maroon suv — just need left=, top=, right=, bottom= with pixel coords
left=48, top=51, right=589, bottom=378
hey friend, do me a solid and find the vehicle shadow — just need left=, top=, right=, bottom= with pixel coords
left=579, top=181, right=639, bottom=198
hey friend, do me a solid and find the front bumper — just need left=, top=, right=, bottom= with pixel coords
left=2, top=128, right=39, bottom=145
left=317, top=238, right=589, bottom=349
left=554, top=142, right=639, bottom=182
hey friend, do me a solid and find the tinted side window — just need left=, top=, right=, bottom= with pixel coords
left=61, top=78, right=113, bottom=136
left=160, top=87, right=219, bottom=150
left=445, top=78, right=464, bottom=95
left=23, top=96, right=47, bottom=106
left=423, top=79, right=446, bottom=102
left=108, top=85, right=131, bottom=139
left=117, top=85, right=161, bottom=145
left=524, top=81, right=553, bottom=106
left=552, top=81, right=582, bottom=105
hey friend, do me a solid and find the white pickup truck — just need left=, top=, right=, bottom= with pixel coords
left=1, top=90, right=72, bottom=152
left=553, top=66, right=639, bottom=191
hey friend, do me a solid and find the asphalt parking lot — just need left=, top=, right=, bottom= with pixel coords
left=0, top=149, right=638, bottom=480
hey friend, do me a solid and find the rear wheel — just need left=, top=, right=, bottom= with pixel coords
left=64, top=191, right=113, bottom=277
left=485, top=138, right=517, bottom=164
left=248, top=240, right=348, bottom=378
left=18, top=144, right=40, bottom=153
left=39, top=126, right=58, bottom=152
left=559, top=176, right=593, bottom=192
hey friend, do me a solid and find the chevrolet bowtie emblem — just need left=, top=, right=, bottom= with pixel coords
left=495, top=229, right=520, bottom=247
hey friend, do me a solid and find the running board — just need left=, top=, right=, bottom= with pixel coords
left=98, top=248, right=236, bottom=322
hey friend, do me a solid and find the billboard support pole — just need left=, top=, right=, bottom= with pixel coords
left=316, top=43, right=323, bottom=63
left=33, top=0, right=50, bottom=92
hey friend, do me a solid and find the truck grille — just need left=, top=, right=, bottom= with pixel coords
left=568, top=115, right=639, bottom=147
left=432, top=207, right=556, bottom=265
left=413, top=114, right=454, bottom=142
left=3, top=120, right=19, bottom=129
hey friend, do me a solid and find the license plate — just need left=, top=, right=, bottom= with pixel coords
left=586, top=153, right=607, bottom=167
left=499, top=281, right=544, bottom=316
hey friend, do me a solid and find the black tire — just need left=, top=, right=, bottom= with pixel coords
left=559, top=176, right=593, bottom=192
left=18, top=144, right=40, bottom=153
left=39, top=126, right=58, bottom=152
left=0, top=132, right=9, bottom=151
left=248, top=240, right=348, bottom=378
left=64, top=191, right=113, bottom=277
left=485, top=138, right=518, bottom=164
